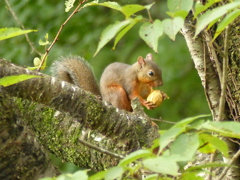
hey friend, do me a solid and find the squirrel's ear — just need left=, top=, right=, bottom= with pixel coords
left=137, top=56, right=146, bottom=68
left=146, top=53, right=153, bottom=61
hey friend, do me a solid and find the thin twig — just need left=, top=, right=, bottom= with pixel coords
left=203, top=30, right=222, bottom=82
left=206, top=151, right=217, bottom=180
left=202, top=40, right=216, bottom=119
left=217, top=148, right=240, bottom=180
left=37, top=0, right=88, bottom=71
left=78, top=138, right=125, bottom=159
left=217, top=26, right=229, bottom=121
left=151, top=118, right=177, bottom=124
left=4, top=0, right=42, bottom=56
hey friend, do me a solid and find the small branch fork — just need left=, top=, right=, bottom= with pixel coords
left=217, top=149, right=240, bottom=180
left=37, top=0, right=89, bottom=71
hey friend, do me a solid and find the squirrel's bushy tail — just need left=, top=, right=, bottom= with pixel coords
left=51, top=55, right=101, bottom=96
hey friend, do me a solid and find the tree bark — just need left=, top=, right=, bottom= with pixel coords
left=181, top=12, right=240, bottom=180
left=0, top=58, right=159, bottom=178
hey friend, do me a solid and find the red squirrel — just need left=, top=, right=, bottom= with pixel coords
left=51, top=53, right=163, bottom=111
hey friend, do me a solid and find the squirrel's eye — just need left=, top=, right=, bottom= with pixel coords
left=148, top=70, right=154, bottom=76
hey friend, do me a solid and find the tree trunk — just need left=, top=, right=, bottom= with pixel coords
left=181, top=12, right=240, bottom=180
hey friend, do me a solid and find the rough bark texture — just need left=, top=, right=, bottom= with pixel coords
left=0, top=58, right=159, bottom=178
left=181, top=12, right=240, bottom=180
left=0, top=90, right=59, bottom=180
left=226, top=17, right=240, bottom=122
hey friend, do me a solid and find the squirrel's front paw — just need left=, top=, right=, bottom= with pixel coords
left=143, top=100, right=157, bottom=110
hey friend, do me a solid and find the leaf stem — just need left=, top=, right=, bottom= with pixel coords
left=147, top=9, right=153, bottom=23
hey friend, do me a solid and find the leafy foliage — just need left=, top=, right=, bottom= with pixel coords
left=0, top=75, right=40, bottom=87
left=42, top=115, right=240, bottom=179
left=82, top=0, right=240, bottom=55
left=1, top=0, right=240, bottom=179
left=194, top=1, right=240, bottom=37
left=0, top=27, right=37, bottom=41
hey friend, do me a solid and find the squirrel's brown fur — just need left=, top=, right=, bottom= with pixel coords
left=51, top=54, right=163, bottom=111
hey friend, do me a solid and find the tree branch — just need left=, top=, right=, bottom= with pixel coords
left=217, top=26, right=230, bottom=121
left=0, top=89, right=60, bottom=180
left=0, top=58, right=159, bottom=171
left=181, top=20, right=221, bottom=121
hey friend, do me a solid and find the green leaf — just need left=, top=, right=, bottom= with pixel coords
left=39, top=39, right=50, bottom=46
left=65, top=0, right=76, bottom=12
left=0, top=28, right=37, bottom=41
left=180, top=172, right=204, bottom=180
left=89, top=171, right=106, bottom=180
left=121, top=4, right=146, bottom=18
left=207, top=18, right=220, bottom=30
left=186, top=162, right=229, bottom=171
left=199, top=133, right=229, bottom=157
left=202, top=121, right=240, bottom=138
left=56, top=173, right=88, bottom=180
left=159, top=115, right=209, bottom=153
left=72, top=171, right=88, bottom=180
left=168, top=0, right=193, bottom=13
left=195, top=1, right=240, bottom=37
left=162, top=17, right=184, bottom=41
left=194, top=0, right=222, bottom=18
left=139, top=19, right=163, bottom=53
left=143, top=174, right=158, bottom=180
left=118, top=149, right=151, bottom=167
left=198, top=136, right=216, bottom=154
left=189, top=119, right=206, bottom=130
left=173, top=10, right=189, bottom=19
left=113, top=16, right=142, bottom=50
left=83, top=1, right=148, bottom=18
left=0, top=75, right=40, bottom=87
left=27, top=67, right=39, bottom=71
left=170, top=133, right=199, bottom=161
left=145, top=2, right=155, bottom=10
left=39, top=33, right=51, bottom=46
left=144, top=174, right=173, bottom=180
left=213, top=9, right=240, bottom=41
left=105, top=166, right=124, bottom=180
left=83, top=1, right=122, bottom=11
left=97, top=1, right=122, bottom=11
left=94, top=19, right=131, bottom=56
left=143, top=156, right=179, bottom=176
left=33, top=57, right=41, bottom=67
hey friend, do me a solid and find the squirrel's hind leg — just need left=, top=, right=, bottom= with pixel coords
left=102, top=85, right=132, bottom=112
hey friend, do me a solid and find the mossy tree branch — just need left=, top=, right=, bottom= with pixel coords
left=0, top=58, right=159, bottom=179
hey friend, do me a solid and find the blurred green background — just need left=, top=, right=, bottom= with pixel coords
left=0, top=0, right=210, bottom=128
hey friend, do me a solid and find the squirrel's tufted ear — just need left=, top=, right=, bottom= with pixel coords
left=146, top=53, right=153, bottom=61
left=137, top=56, right=146, bottom=68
